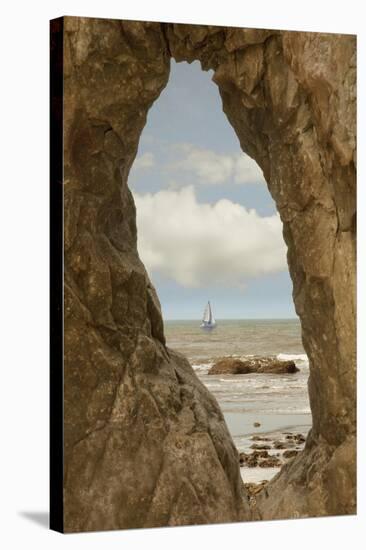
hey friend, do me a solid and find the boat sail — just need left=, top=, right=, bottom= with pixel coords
left=200, top=301, right=216, bottom=330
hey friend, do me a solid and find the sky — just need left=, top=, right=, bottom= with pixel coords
left=128, top=60, right=297, bottom=320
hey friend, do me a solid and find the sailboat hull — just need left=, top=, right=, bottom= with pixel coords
left=200, top=322, right=216, bottom=330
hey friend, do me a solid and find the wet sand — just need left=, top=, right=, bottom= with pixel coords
left=224, top=411, right=311, bottom=438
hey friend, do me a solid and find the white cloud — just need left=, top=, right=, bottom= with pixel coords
left=173, top=145, right=234, bottom=184
left=168, top=144, right=264, bottom=185
left=134, top=186, right=287, bottom=288
left=234, top=154, right=265, bottom=184
left=133, top=152, right=155, bottom=170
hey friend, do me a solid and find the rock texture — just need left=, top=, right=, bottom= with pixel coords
left=166, top=23, right=356, bottom=520
left=62, top=17, right=356, bottom=531
left=63, top=18, right=248, bottom=533
left=208, top=357, right=298, bottom=375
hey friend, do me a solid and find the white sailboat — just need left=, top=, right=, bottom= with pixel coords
left=200, top=301, right=216, bottom=330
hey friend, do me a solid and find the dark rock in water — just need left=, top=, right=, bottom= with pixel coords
left=283, top=450, right=299, bottom=459
left=209, top=358, right=252, bottom=375
left=250, top=443, right=271, bottom=450
left=208, top=357, right=299, bottom=375
left=259, top=456, right=282, bottom=468
left=255, top=359, right=299, bottom=374
left=240, top=450, right=270, bottom=467
left=253, top=422, right=261, bottom=427
left=239, top=452, right=259, bottom=468
left=240, top=450, right=281, bottom=469
left=253, top=450, right=270, bottom=459
left=251, top=435, right=270, bottom=442
left=285, top=433, right=306, bottom=444
left=273, top=440, right=287, bottom=449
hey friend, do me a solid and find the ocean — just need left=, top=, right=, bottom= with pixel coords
left=164, top=319, right=312, bottom=483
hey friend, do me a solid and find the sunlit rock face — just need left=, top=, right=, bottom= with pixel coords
left=166, top=23, right=356, bottom=520
left=63, top=18, right=249, bottom=532
left=62, top=17, right=356, bottom=531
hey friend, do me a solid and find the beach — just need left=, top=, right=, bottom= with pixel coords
left=165, top=319, right=312, bottom=484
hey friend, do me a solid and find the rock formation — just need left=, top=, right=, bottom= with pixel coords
left=61, top=17, right=356, bottom=531
left=62, top=18, right=248, bottom=532
left=208, top=357, right=298, bottom=375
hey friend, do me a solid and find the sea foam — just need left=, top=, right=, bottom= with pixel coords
left=191, top=363, right=212, bottom=374
left=277, top=353, right=308, bottom=363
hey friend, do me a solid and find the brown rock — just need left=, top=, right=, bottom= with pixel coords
left=285, top=433, right=306, bottom=444
left=244, top=480, right=269, bottom=498
left=240, top=450, right=270, bottom=467
left=61, top=17, right=249, bottom=533
left=208, top=358, right=251, bottom=374
left=59, top=16, right=356, bottom=530
left=250, top=444, right=271, bottom=450
left=273, top=440, right=287, bottom=449
left=259, top=456, right=282, bottom=468
left=256, top=360, right=299, bottom=374
left=239, top=452, right=247, bottom=465
left=208, top=357, right=299, bottom=375
left=239, top=452, right=259, bottom=468
left=254, top=450, right=270, bottom=459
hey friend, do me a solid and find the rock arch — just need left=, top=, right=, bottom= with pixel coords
left=62, top=17, right=356, bottom=531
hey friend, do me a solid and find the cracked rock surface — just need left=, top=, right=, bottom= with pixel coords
left=62, top=17, right=356, bottom=531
